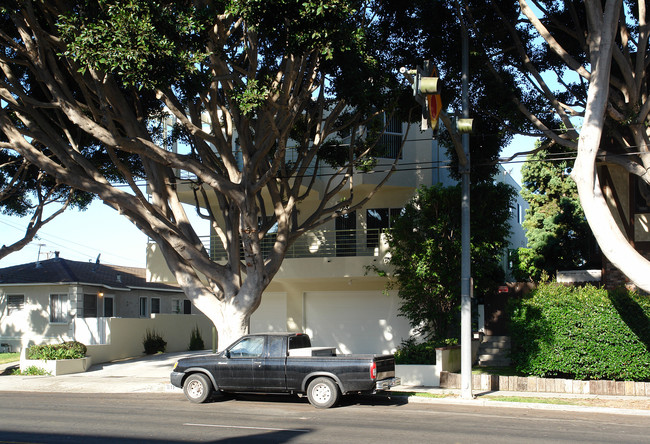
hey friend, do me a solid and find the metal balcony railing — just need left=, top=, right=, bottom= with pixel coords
left=202, top=228, right=385, bottom=261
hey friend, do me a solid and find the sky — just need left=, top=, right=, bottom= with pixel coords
left=0, top=135, right=536, bottom=270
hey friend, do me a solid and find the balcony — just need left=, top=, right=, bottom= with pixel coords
left=203, top=228, right=387, bottom=261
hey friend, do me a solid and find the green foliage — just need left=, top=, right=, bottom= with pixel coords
left=393, top=337, right=458, bottom=365
left=58, top=0, right=208, bottom=90
left=27, top=341, right=87, bottom=360
left=509, top=283, right=650, bottom=381
left=513, top=146, right=598, bottom=281
left=188, top=325, right=205, bottom=351
left=0, top=352, right=20, bottom=365
left=143, top=329, right=167, bottom=355
left=13, top=366, right=51, bottom=376
left=383, top=183, right=515, bottom=340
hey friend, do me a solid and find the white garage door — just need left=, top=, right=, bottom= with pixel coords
left=251, top=292, right=287, bottom=333
left=304, top=291, right=413, bottom=355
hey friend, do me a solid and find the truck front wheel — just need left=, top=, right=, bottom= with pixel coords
left=307, top=377, right=340, bottom=408
left=183, top=373, right=212, bottom=403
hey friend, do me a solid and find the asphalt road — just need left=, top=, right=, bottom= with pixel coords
left=2, top=391, right=650, bottom=443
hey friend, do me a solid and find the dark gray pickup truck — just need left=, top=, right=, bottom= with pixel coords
left=170, top=332, right=400, bottom=408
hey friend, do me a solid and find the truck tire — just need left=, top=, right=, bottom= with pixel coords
left=307, top=377, right=340, bottom=409
left=183, top=373, right=212, bottom=403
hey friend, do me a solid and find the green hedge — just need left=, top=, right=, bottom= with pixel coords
left=508, top=283, right=650, bottom=381
left=393, top=337, right=458, bottom=365
left=27, top=341, right=87, bottom=360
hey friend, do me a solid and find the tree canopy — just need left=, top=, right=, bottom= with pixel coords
left=380, top=183, right=515, bottom=340
left=515, top=144, right=599, bottom=281
left=0, top=0, right=418, bottom=347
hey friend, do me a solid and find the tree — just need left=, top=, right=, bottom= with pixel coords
left=459, top=0, right=650, bottom=291
left=0, top=151, right=91, bottom=260
left=0, top=1, right=409, bottom=347
left=514, top=144, right=598, bottom=281
left=380, top=183, right=515, bottom=340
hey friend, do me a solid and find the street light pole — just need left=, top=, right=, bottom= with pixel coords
left=459, top=1, right=473, bottom=400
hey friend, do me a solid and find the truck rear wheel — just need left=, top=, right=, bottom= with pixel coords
left=307, top=377, right=340, bottom=408
left=183, top=373, right=212, bottom=403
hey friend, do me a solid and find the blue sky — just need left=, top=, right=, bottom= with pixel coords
left=0, top=135, right=535, bottom=269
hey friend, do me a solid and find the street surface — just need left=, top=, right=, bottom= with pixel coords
left=1, top=392, right=649, bottom=443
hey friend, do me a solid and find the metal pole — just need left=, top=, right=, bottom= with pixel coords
left=460, top=2, right=473, bottom=400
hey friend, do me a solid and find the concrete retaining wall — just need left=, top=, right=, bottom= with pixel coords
left=440, top=371, right=650, bottom=396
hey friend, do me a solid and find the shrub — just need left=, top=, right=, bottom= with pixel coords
left=188, top=325, right=205, bottom=351
left=508, top=283, right=650, bottom=381
left=143, top=329, right=167, bottom=354
left=393, top=337, right=458, bottom=365
left=13, top=366, right=51, bottom=376
left=27, top=341, right=87, bottom=360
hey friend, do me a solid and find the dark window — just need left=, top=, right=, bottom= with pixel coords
left=183, top=300, right=192, bottom=314
left=335, top=211, right=356, bottom=257
left=7, top=295, right=24, bottom=315
left=104, top=297, right=114, bottom=317
left=139, top=297, right=147, bottom=317
left=375, top=114, right=403, bottom=159
left=366, top=208, right=401, bottom=249
left=151, top=298, right=161, bottom=314
left=83, top=294, right=97, bottom=318
left=289, top=335, right=311, bottom=350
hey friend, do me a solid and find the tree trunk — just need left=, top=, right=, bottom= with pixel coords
left=571, top=1, right=650, bottom=291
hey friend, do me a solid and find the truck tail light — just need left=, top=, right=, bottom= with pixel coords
left=370, top=362, right=377, bottom=380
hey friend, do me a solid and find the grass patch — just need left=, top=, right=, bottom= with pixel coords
left=11, top=365, right=51, bottom=376
left=484, top=395, right=575, bottom=405
left=390, top=391, right=454, bottom=399
left=0, top=353, right=20, bottom=365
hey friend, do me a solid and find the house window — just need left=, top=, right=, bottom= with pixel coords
left=104, top=297, right=114, bottom=317
left=7, top=295, right=24, bottom=315
left=83, top=294, right=97, bottom=318
left=151, top=298, right=161, bottom=314
left=139, top=297, right=148, bottom=317
left=366, top=208, right=402, bottom=249
left=335, top=211, right=356, bottom=257
left=50, top=294, right=69, bottom=323
left=173, top=299, right=192, bottom=314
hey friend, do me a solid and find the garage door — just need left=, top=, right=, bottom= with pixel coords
left=304, top=291, right=413, bottom=354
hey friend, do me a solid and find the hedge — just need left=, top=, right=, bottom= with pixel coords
left=508, top=283, right=650, bottom=381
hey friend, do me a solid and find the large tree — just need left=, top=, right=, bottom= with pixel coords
left=379, top=182, right=515, bottom=340
left=515, top=144, right=598, bottom=281
left=0, top=1, right=411, bottom=347
left=459, top=0, right=650, bottom=291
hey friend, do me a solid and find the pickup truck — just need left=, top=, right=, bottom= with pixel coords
left=170, top=332, right=401, bottom=408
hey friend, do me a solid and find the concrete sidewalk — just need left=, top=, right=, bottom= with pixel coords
left=2, top=352, right=650, bottom=416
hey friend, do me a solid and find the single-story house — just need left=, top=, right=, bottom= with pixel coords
left=0, top=253, right=196, bottom=352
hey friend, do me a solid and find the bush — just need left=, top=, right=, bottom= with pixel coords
left=143, top=329, right=167, bottom=355
left=508, top=283, right=650, bottom=381
left=13, top=366, right=51, bottom=376
left=188, top=325, right=205, bottom=351
left=393, top=337, right=458, bottom=365
left=27, top=341, right=87, bottom=360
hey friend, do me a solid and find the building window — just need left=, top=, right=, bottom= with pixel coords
left=367, top=208, right=402, bottom=249
left=375, top=114, right=403, bottom=159
left=83, top=294, right=97, bottom=318
left=139, top=297, right=148, bottom=317
left=50, top=294, right=69, bottom=323
left=7, top=295, right=24, bottom=315
left=173, top=299, right=192, bottom=314
left=151, top=298, right=161, bottom=314
left=104, top=297, right=114, bottom=317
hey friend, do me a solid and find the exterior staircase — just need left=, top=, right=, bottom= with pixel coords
left=477, top=335, right=511, bottom=367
